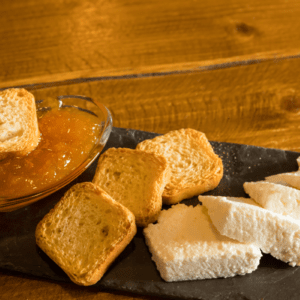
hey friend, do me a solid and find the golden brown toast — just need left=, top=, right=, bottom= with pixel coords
left=136, top=129, right=223, bottom=204
left=0, top=88, right=40, bottom=160
left=35, top=182, right=137, bottom=286
left=92, top=147, right=170, bottom=227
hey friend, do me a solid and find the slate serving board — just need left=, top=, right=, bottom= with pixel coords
left=1, top=127, right=300, bottom=300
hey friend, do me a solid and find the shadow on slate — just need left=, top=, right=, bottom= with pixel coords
left=1, top=127, right=300, bottom=300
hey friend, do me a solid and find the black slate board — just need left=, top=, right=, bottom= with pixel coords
left=1, top=127, right=300, bottom=300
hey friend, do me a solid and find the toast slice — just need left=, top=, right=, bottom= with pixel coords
left=144, top=204, right=262, bottom=282
left=244, top=181, right=300, bottom=219
left=0, top=88, right=40, bottom=160
left=35, top=182, right=137, bottom=286
left=200, top=195, right=300, bottom=266
left=136, top=129, right=223, bottom=204
left=92, top=147, right=170, bottom=227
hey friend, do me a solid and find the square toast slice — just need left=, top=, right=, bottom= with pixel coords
left=35, top=182, right=137, bottom=286
left=92, top=147, right=170, bottom=227
left=136, top=129, right=223, bottom=204
left=0, top=88, right=40, bottom=160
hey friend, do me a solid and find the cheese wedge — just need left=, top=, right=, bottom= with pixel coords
left=265, top=156, right=300, bottom=188
left=200, top=195, right=300, bottom=266
left=244, top=181, right=300, bottom=220
left=265, top=171, right=300, bottom=189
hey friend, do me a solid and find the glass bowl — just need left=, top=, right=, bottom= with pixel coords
left=0, top=95, right=112, bottom=212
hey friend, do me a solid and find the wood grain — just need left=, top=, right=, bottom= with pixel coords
left=2, top=1, right=300, bottom=299
left=1, top=0, right=300, bottom=87
left=21, top=57, right=300, bottom=152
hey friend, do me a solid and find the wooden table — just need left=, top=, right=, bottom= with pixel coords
left=1, top=0, right=300, bottom=299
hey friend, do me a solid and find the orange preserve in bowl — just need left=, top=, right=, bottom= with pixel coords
left=0, top=106, right=104, bottom=199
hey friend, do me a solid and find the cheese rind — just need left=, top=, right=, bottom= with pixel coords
left=200, top=195, right=300, bottom=266
left=144, top=204, right=262, bottom=282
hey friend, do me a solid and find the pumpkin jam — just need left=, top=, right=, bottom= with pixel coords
left=0, top=107, right=101, bottom=199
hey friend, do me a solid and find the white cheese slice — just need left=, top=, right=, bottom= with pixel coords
left=200, top=195, right=300, bottom=267
left=265, top=157, right=300, bottom=188
left=144, top=203, right=262, bottom=282
left=244, top=181, right=300, bottom=220
left=265, top=171, right=300, bottom=189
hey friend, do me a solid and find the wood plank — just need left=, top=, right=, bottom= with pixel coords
left=1, top=0, right=300, bottom=87
left=19, top=57, right=300, bottom=152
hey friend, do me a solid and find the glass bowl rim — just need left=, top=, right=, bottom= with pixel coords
left=0, top=95, right=112, bottom=210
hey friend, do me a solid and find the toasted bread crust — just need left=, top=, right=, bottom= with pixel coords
left=0, top=88, right=40, bottom=159
left=92, top=147, right=170, bottom=227
left=136, top=129, right=223, bottom=204
left=35, top=182, right=137, bottom=286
